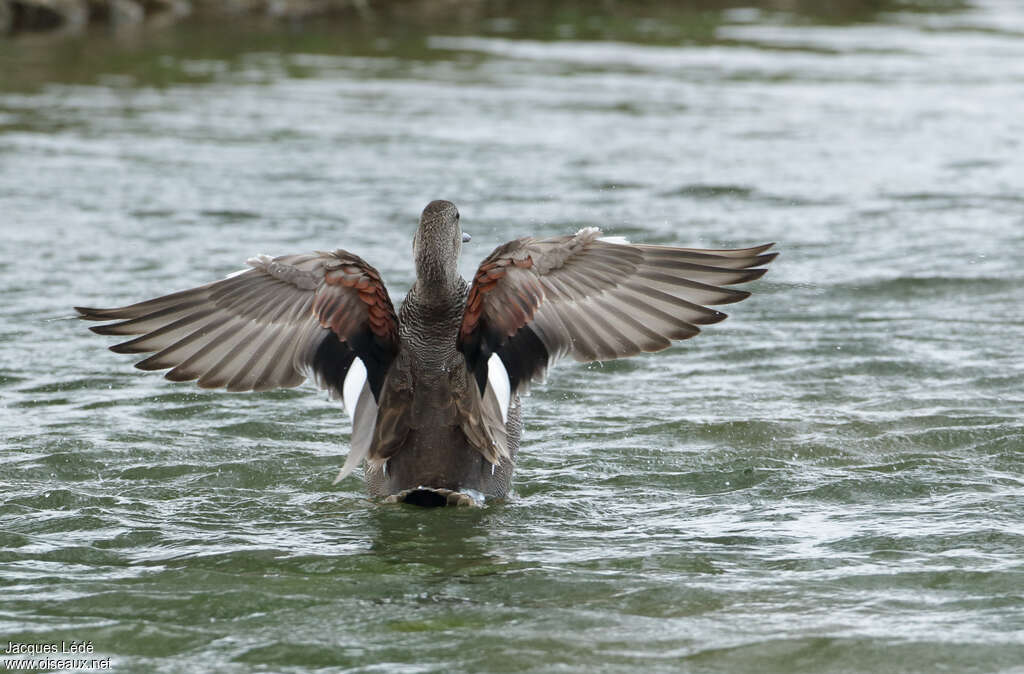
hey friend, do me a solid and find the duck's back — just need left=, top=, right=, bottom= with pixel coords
left=364, top=282, right=520, bottom=499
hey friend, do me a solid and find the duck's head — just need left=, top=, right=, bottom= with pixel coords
left=413, top=200, right=471, bottom=286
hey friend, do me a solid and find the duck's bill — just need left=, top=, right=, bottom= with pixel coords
left=383, top=486, right=485, bottom=508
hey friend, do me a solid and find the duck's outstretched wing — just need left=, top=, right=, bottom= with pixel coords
left=75, top=251, right=399, bottom=402
left=458, top=228, right=776, bottom=395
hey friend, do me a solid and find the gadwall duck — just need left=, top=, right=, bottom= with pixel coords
left=77, top=200, right=776, bottom=507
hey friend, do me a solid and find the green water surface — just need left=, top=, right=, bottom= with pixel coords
left=1, top=2, right=1023, bottom=672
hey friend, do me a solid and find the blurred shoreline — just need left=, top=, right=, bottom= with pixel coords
left=1, top=0, right=969, bottom=39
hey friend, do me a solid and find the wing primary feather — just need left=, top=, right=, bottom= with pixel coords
left=224, top=324, right=288, bottom=392
left=662, top=243, right=776, bottom=257
left=133, top=315, right=230, bottom=370
left=638, top=259, right=770, bottom=284
left=590, top=296, right=674, bottom=352
left=632, top=270, right=751, bottom=305
left=615, top=287, right=704, bottom=337
left=619, top=281, right=726, bottom=325
left=251, top=326, right=302, bottom=392
left=572, top=300, right=643, bottom=358
left=194, top=328, right=264, bottom=389
left=74, top=286, right=212, bottom=321
left=554, top=303, right=612, bottom=362
left=86, top=299, right=210, bottom=336
left=107, top=309, right=221, bottom=353
left=167, top=320, right=252, bottom=385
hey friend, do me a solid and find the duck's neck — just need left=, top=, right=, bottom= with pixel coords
left=414, top=256, right=461, bottom=305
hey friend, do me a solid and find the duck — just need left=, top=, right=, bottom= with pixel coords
left=76, top=200, right=776, bottom=507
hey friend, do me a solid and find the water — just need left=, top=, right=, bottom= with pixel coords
left=2, top=2, right=1024, bottom=671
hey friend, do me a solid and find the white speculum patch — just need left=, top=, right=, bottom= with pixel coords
left=487, top=352, right=511, bottom=424
left=342, top=357, right=367, bottom=417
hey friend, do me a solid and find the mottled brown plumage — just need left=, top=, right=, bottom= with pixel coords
left=76, top=200, right=776, bottom=506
